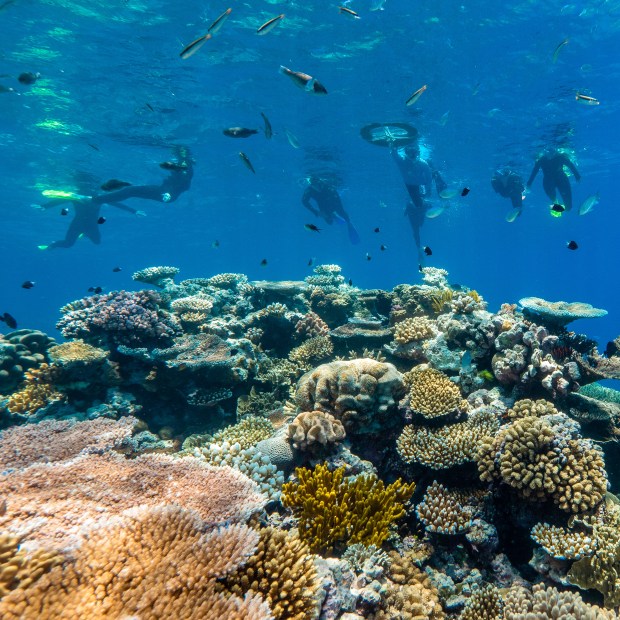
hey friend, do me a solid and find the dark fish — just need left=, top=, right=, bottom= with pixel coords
left=366, top=253, right=372, bottom=261
left=423, top=246, right=432, bottom=256
left=260, top=258, right=268, bottom=267
left=374, top=227, right=380, bottom=233
left=208, top=7, right=232, bottom=34
left=566, top=240, right=578, bottom=250
left=304, top=223, right=321, bottom=232
left=461, top=187, right=470, bottom=196
left=257, top=13, right=285, bottom=35
left=21, top=281, right=35, bottom=289
left=179, top=33, right=212, bottom=60
left=112, top=266, right=122, bottom=272
left=61, top=207, right=69, bottom=215
left=160, top=161, right=187, bottom=171
left=261, top=112, right=273, bottom=139
left=101, top=179, right=131, bottom=191
left=418, top=264, right=423, bottom=272
left=88, top=286, right=103, bottom=294
left=348, top=279, right=353, bottom=286
left=212, top=240, right=220, bottom=248
left=87, top=143, right=100, bottom=151
left=380, top=244, right=387, bottom=251
left=307, top=258, right=313, bottom=266
left=339, top=6, right=360, bottom=18
left=0, top=312, right=17, bottom=329
left=239, top=152, right=255, bottom=174
left=17, top=72, right=39, bottom=85
left=279, top=66, right=327, bottom=94
left=97, top=216, right=106, bottom=224
left=551, top=203, right=566, bottom=213
left=145, top=103, right=155, bottom=112
left=223, top=127, right=259, bottom=138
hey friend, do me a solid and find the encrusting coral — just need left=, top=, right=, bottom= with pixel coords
left=288, top=410, right=345, bottom=451
left=281, top=463, right=415, bottom=554
left=477, top=413, right=608, bottom=513
left=0, top=505, right=273, bottom=620
left=223, top=526, right=321, bottom=620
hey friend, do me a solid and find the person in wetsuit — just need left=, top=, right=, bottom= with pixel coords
left=492, top=168, right=525, bottom=210
left=39, top=148, right=194, bottom=249
left=301, top=176, right=360, bottom=244
left=390, top=143, right=447, bottom=265
left=526, top=148, right=580, bottom=211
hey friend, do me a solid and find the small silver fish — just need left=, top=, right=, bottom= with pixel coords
left=179, top=33, right=212, bottom=59
left=576, top=93, right=600, bottom=105
left=405, top=84, right=427, bottom=106
left=284, top=128, right=300, bottom=148
left=578, top=192, right=599, bottom=215
left=208, top=8, right=232, bottom=34
left=257, top=14, right=285, bottom=35
left=279, top=66, right=327, bottom=94
left=239, top=152, right=255, bottom=174
left=261, top=112, right=273, bottom=139
left=339, top=6, right=360, bottom=19
left=552, top=38, right=569, bottom=63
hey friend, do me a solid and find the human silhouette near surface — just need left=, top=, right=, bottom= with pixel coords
left=390, top=143, right=447, bottom=264
left=526, top=149, right=580, bottom=211
left=492, top=169, right=525, bottom=210
left=301, top=176, right=360, bottom=244
left=39, top=149, right=194, bottom=249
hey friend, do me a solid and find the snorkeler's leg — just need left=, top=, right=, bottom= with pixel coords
left=405, top=201, right=425, bottom=264
left=542, top=176, right=557, bottom=203
left=555, top=174, right=573, bottom=211
left=83, top=220, right=102, bottom=245
left=91, top=185, right=166, bottom=205
left=47, top=218, right=83, bottom=249
left=510, top=194, right=523, bottom=209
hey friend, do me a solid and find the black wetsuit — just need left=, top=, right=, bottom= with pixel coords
left=492, top=170, right=524, bottom=209
left=391, top=147, right=446, bottom=259
left=526, top=152, right=580, bottom=211
left=44, top=164, right=193, bottom=248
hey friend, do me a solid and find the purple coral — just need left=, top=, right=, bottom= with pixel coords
left=57, top=290, right=181, bottom=348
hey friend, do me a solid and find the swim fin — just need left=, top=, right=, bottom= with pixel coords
left=505, top=209, right=522, bottom=223
left=37, top=244, right=49, bottom=251
left=347, top=223, right=361, bottom=245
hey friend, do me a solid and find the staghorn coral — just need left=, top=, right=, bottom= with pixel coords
left=0, top=452, right=267, bottom=549
left=502, top=582, right=615, bottom=619
left=404, top=367, right=468, bottom=420
left=295, top=359, right=405, bottom=435
left=477, top=413, right=608, bottom=513
left=6, top=364, right=65, bottom=417
left=416, top=481, right=485, bottom=535
left=531, top=522, right=596, bottom=561
left=289, top=335, right=334, bottom=366
left=460, top=586, right=503, bottom=620
left=505, top=398, right=558, bottom=420
left=372, top=550, right=445, bottom=620
left=295, top=311, right=329, bottom=339
left=0, top=534, right=62, bottom=599
left=57, top=290, right=180, bottom=348
left=212, top=415, right=275, bottom=449
left=281, top=463, right=415, bottom=554
left=288, top=410, right=345, bottom=451
left=397, top=408, right=499, bottom=469
left=224, top=526, right=321, bottom=620
left=131, top=265, right=180, bottom=287
left=394, top=317, right=435, bottom=344
left=0, top=416, right=140, bottom=471
left=0, top=505, right=272, bottom=620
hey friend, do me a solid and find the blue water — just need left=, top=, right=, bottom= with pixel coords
left=1, top=0, right=618, bottom=346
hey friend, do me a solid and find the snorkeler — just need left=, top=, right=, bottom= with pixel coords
left=491, top=168, right=525, bottom=221
left=526, top=148, right=580, bottom=212
left=301, top=176, right=360, bottom=244
left=38, top=147, right=194, bottom=249
left=390, top=143, right=447, bottom=265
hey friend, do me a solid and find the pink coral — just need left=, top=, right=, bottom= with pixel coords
left=0, top=452, right=266, bottom=550
left=56, top=290, right=180, bottom=348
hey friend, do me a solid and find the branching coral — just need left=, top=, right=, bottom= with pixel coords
left=404, top=367, right=468, bottom=420
left=223, top=526, right=321, bottom=620
left=460, top=586, right=503, bottom=620
left=6, top=364, right=65, bottom=417
left=289, top=335, right=334, bottom=366
left=477, top=413, right=608, bottom=513
left=281, top=463, right=415, bottom=554
left=295, top=312, right=329, bottom=339
left=212, top=416, right=274, bottom=449
left=394, top=317, right=434, bottom=344
left=531, top=522, right=596, bottom=561
left=288, top=410, right=345, bottom=451
left=505, top=398, right=558, bottom=421
left=0, top=505, right=272, bottom=620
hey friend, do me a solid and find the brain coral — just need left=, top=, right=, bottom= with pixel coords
left=0, top=505, right=272, bottom=620
left=404, top=367, right=468, bottom=420
left=294, top=359, right=405, bottom=435
left=478, top=413, right=608, bottom=513
left=288, top=410, right=345, bottom=451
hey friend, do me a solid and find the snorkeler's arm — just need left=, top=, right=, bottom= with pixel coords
left=431, top=169, right=447, bottom=195
left=301, top=188, right=320, bottom=216
left=526, top=160, right=540, bottom=188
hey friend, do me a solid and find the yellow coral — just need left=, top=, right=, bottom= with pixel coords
left=281, top=463, right=415, bottom=555
left=393, top=317, right=434, bottom=345
left=406, top=367, right=468, bottom=419
left=6, top=364, right=65, bottom=416
left=430, top=289, right=453, bottom=314
left=224, top=527, right=321, bottom=620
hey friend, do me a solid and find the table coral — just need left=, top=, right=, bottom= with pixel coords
left=403, top=367, right=468, bottom=420
left=223, top=526, right=321, bottom=620
left=294, top=359, right=405, bottom=435
left=288, top=410, right=345, bottom=451
left=0, top=505, right=272, bottom=620
left=131, top=265, right=180, bottom=287
left=281, top=463, right=415, bottom=554
left=477, top=413, right=608, bottom=513
left=519, top=297, right=608, bottom=327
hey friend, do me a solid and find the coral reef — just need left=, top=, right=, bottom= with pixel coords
left=288, top=410, right=346, bottom=451
left=519, top=296, right=608, bottom=327
left=131, top=265, right=180, bottom=287
left=403, top=367, right=468, bottom=420
left=0, top=330, right=55, bottom=394
left=394, top=317, right=435, bottom=345
left=6, top=364, right=65, bottom=418
left=212, top=415, right=274, bottom=449
left=281, top=463, right=415, bottom=554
